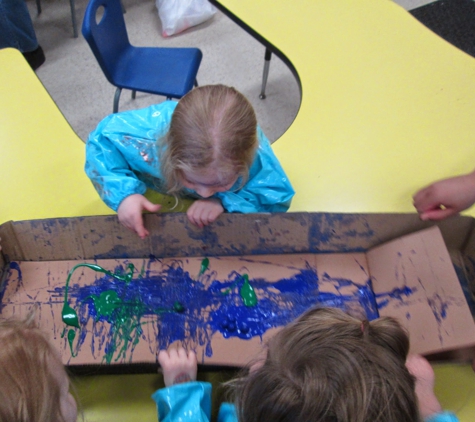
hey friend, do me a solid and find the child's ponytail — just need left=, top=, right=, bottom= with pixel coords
left=366, top=316, right=410, bottom=362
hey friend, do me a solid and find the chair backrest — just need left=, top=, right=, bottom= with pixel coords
left=82, top=0, right=130, bottom=84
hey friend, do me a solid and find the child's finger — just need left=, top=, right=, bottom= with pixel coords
left=158, top=349, right=170, bottom=365
left=188, top=350, right=197, bottom=364
left=187, top=207, right=203, bottom=228
left=133, top=215, right=149, bottom=238
left=177, top=347, right=188, bottom=360
left=142, top=199, right=161, bottom=213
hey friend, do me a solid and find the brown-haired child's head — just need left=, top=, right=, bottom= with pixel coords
left=0, top=317, right=77, bottom=422
left=161, top=84, right=258, bottom=197
left=233, top=307, right=421, bottom=422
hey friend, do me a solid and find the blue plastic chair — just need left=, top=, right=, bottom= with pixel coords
left=82, top=0, right=203, bottom=113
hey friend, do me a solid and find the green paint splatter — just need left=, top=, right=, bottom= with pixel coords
left=89, top=290, right=121, bottom=319
left=61, top=263, right=136, bottom=361
left=84, top=291, right=184, bottom=363
left=198, top=257, right=209, bottom=277
left=67, top=329, right=77, bottom=357
left=62, top=263, right=135, bottom=326
left=221, top=274, right=258, bottom=307
left=61, top=262, right=186, bottom=363
left=240, top=274, right=257, bottom=307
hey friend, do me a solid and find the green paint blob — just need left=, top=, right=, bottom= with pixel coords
left=67, top=329, right=77, bottom=357
left=198, top=257, right=209, bottom=277
left=90, top=290, right=121, bottom=319
left=240, top=274, right=257, bottom=307
left=220, top=273, right=258, bottom=307
left=61, top=304, right=80, bottom=328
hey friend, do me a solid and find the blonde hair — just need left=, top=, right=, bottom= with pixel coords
left=0, top=316, right=68, bottom=422
left=161, top=84, right=258, bottom=195
left=232, top=307, right=421, bottom=422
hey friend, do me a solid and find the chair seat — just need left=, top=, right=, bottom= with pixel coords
left=114, top=47, right=202, bottom=98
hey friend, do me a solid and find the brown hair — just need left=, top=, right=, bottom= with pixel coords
left=0, top=316, right=69, bottom=422
left=232, top=307, right=421, bottom=422
left=161, top=84, right=258, bottom=195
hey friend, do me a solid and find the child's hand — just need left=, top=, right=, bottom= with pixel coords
left=117, top=194, right=161, bottom=239
left=158, top=347, right=197, bottom=387
left=405, top=354, right=442, bottom=419
left=413, top=171, right=475, bottom=221
left=187, top=198, right=224, bottom=228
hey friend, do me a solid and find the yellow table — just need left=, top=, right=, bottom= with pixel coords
left=0, top=48, right=111, bottom=223
left=212, top=0, right=475, bottom=218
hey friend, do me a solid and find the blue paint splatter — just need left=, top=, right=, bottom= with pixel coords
left=376, top=285, right=416, bottom=309
left=47, top=259, right=381, bottom=362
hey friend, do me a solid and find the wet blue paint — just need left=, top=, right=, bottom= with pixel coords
left=1, top=255, right=439, bottom=363
left=48, top=259, right=383, bottom=361
left=376, top=285, right=416, bottom=309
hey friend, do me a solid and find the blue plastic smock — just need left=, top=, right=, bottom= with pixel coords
left=151, top=381, right=457, bottom=422
left=425, top=412, right=460, bottom=422
left=85, top=101, right=295, bottom=213
left=151, top=381, right=237, bottom=422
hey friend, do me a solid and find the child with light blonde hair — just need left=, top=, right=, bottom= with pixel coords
left=154, top=307, right=459, bottom=422
left=85, top=84, right=294, bottom=238
left=0, top=316, right=78, bottom=422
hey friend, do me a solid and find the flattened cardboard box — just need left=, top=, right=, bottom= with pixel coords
left=1, top=212, right=475, bottom=368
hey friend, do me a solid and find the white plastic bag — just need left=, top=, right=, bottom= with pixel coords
left=157, top=0, right=217, bottom=37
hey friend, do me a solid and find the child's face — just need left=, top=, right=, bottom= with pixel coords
left=181, top=167, right=239, bottom=198
left=50, top=354, right=78, bottom=422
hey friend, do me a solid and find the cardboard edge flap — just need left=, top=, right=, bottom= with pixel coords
left=0, top=221, right=26, bottom=262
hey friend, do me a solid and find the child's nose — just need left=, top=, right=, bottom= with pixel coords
left=196, top=186, right=215, bottom=198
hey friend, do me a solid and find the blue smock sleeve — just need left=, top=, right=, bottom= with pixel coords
left=215, top=126, right=295, bottom=213
left=151, top=381, right=212, bottom=422
left=217, top=402, right=238, bottom=422
left=84, top=102, right=177, bottom=211
left=425, top=411, right=459, bottom=422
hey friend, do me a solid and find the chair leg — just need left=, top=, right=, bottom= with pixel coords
left=69, top=0, right=78, bottom=38
left=194, top=79, right=198, bottom=87
left=113, top=87, right=122, bottom=113
left=131, top=90, right=136, bottom=100
left=36, top=0, right=42, bottom=15
left=259, top=48, right=272, bottom=100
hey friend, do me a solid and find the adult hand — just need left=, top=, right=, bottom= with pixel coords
left=413, top=171, right=475, bottom=221
left=117, top=194, right=161, bottom=238
left=158, top=347, right=197, bottom=387
left=187, top=198, right=224, bottom=228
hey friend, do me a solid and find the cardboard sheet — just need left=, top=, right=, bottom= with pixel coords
left=1, top=225, right=474, bottom=367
